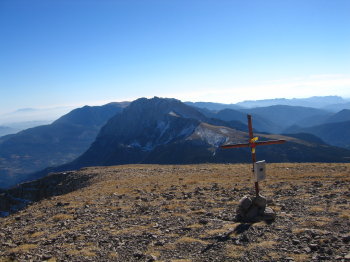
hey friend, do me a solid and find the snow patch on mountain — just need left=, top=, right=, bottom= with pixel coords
left=168, top=111, right=180, bottom=117
left=193, top=125, right=229, bottom=147
left=220, top=128, right=229, bottom=134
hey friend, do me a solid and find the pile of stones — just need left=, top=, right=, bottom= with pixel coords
left=235, top=194, right=276, bottom=222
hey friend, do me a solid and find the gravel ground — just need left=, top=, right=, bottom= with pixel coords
left=0, top=163, right=349, bottom=262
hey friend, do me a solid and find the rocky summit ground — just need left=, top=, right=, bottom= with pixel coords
left=0, top=163, right=349, bottom=262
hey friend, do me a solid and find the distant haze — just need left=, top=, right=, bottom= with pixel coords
left=0, top=106, right=74, bottom=125
left=0, top=95, right=348, bottom=125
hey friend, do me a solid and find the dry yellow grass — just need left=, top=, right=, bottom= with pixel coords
left=288, top=253, right=311, bottom=262
left=309, top=206, right=325, bottom=213
left=8, top=244, right=37, bottom=253
left=30, top=231, right=45, bottom=238
left=267, top=251, right=281, bottom=260
left=339, top=210, right=350, bottom=219
left=299, top=216, right=332, bottom=227
left=108, top=251, right=119, bottom=259
left=226, top=244, right=245, bottom=258
left=51, top=214, right=74, bottom=222
left=292, top=228, right=309, bottom=234
left=187, top=223, right=204, bottom=229
left=249, top=240, right=278, bottom=248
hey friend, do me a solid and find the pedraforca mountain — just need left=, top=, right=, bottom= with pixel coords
left=68, top=97, right=209, bottom=167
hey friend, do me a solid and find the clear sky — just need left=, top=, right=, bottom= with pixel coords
left=1, top=0, right=350, bottom=114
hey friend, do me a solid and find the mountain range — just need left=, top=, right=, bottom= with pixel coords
left=235, top=96, right=350, bottom=110
left=25, top=97, right=350, bottom=185
left=1, top=96, right=350, bottom=189
left=187, top=96, right=350, bottom=111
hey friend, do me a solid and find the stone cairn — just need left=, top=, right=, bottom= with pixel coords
left=235, top=194, right=276, bottom=223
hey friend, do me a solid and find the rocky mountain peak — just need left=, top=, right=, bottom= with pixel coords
left=98, top=97, right=206, bottom=140
left=123, top=97, right=206, bottom=121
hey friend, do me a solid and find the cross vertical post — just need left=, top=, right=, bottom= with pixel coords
left=247, top=115, right=259, bottom=196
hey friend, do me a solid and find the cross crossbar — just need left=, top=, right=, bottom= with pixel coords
left=221, top=139, right=286, bottom=149
left=220, top=114, right=286, bottom=195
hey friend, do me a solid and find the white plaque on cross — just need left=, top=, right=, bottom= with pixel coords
left=253, top=160, right=266, bottom=182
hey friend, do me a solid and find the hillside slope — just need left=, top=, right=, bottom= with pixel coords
left=324, top=109, right=350, bottom=124
left=286, top=121, right=350, bottom=150
left=240, top=105, right=331, bottom=133
left=0, top=163, right=349, bottom=261
left=197, top=108, right=280, bottom=133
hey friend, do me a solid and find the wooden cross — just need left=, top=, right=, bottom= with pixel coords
left=220, top=114, right=286, bottom=196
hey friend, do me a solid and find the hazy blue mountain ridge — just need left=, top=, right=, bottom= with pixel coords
left=236, top=96, right=346, bottom=108
left=188, top=100, right=345, bottom=134
left=25, top=97, right=350, bottom=186
left=285, top=121, right=350, bottom=150
left=197, top=108, right=281, bottom=134
left=323, top=109, right=350, bottom=124
left=322, top=102, right=350, bottom=112
left=185, top=101, right=243, bottom=111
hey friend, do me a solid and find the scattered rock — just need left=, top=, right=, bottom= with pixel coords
left=133, top=250, right=144, bottom=259
left=263, top=207, right=276, bottom=221
left=309, top=243, right=319, bottom=251
left=292, top=239, right=301, bottom=245
left=342, top=234, right=350, bottom=243
left=304, top=247, right=312, bottom=253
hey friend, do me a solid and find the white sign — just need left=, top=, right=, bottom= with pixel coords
left=253, top=160, right=266, bottom=182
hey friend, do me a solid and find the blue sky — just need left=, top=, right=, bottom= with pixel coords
left=1, top=0, right=350, bottom=114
